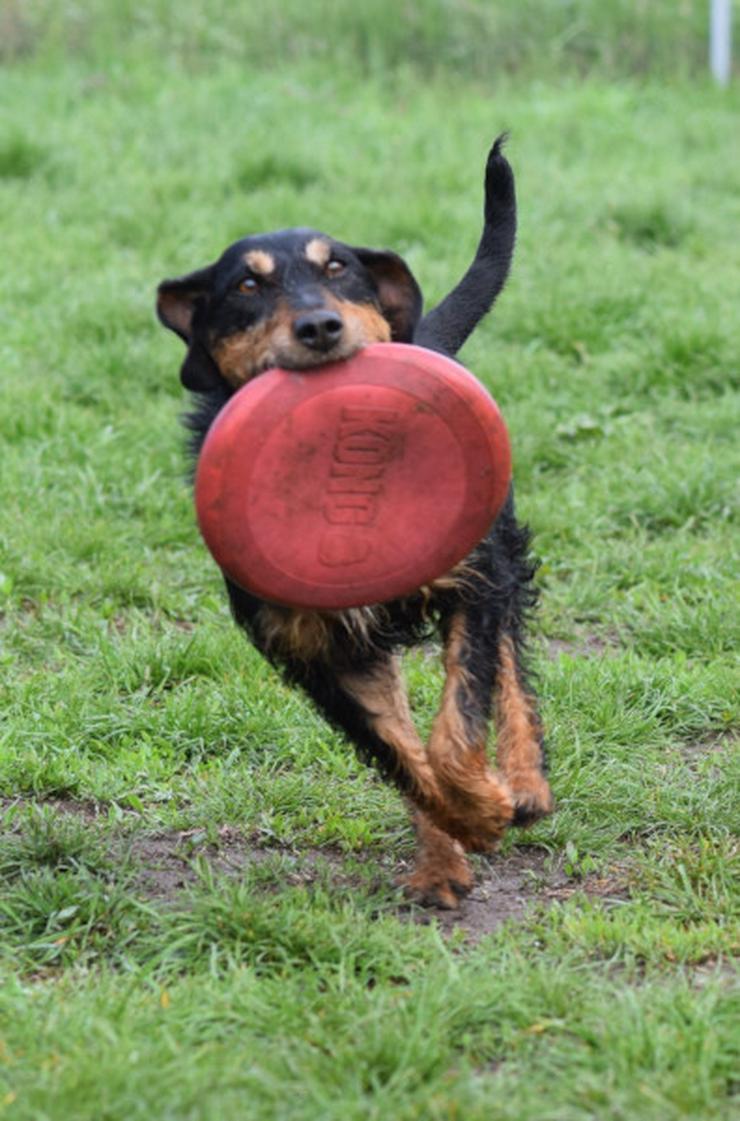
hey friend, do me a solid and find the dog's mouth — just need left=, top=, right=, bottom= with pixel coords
left=269, top=336, right=364, bottom=372
left=212, top=300, right=392, bottom=388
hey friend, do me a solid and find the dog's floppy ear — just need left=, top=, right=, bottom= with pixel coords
left=350, top=248, right=423, bottom=343
left=157, top=266, right=222, bottom=392
left=156, top=266, right=214, bottom=342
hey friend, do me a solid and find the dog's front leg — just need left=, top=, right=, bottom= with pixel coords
left=401, top=808, right=475, bottom=909
left=224, top=581, right=441, bottom=811
left=331, top=654, right=442, bottom=808
left=266, top=641, right=482, bottom=909
left=334, top=657, right=478, bottom=909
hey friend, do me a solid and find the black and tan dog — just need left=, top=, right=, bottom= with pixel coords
left=157, top=138, right=553, bottom=908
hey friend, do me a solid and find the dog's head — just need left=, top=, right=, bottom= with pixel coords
left=156, top=228, right=422, bottom=392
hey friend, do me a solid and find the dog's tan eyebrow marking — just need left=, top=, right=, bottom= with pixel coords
left=304, top=238, right=331, bottom=267
left=244, top=250, right=275, bottom=276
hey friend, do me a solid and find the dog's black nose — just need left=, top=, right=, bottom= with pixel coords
left=293, top=310, right=344, bottom=352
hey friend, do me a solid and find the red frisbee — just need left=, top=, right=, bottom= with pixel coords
left=194, top=342, right=511, bottom=610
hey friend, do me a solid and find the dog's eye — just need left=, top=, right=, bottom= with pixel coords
left=238, top=276, right=259, bottom=294
left=325, top=259, right=346, bottom=278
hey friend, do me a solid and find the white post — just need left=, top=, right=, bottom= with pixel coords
left=710, top=0, right=732, bottom=85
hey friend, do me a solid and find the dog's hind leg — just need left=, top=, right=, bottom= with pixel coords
left=425, top=612, right=516, bottom=852
left=492, top=634, right=553, bottom=826
left=426, top=606, right=553, bottom=850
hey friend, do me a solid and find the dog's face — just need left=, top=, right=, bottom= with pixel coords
left=157, top=228, right=422, bottom=392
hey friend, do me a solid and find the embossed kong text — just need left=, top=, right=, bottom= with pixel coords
left=322, top=406, right=400, bottom=526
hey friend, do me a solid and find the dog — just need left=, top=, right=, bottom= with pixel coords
left=156, top=137, right=553, bottom=908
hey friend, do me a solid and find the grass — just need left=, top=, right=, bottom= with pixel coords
left=0, top=2, right=739, bottom=1118
left=0, top=0, right=727, bottom=80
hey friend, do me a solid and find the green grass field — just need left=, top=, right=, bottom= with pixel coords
left=1, top=3, right=738, bottom=1118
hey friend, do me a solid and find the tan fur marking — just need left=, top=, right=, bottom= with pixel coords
left=258, top=607, right=333, bottom=663
left=257, top=605, right=386, bottom=664
left=430, top=615, right=478, bottom=753
left=494, top=637, right=542, bottom=776
left=340, top=659, right=441, bottom=807
left=331, top=297, right=392, bottom=347
left=494, top=636, right=553, bottom=820
left=244, top=250, right=275, bottom=276
left=266, top=294, right=389, bottom=367
left=211, top=304, right=295, bottom=386
left=304, top=238, right=331, bottom=267
left=426, top=556, right=482, bottom=596
left=402, top=809, right=474, bottom=909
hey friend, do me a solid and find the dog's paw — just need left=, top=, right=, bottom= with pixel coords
left=403, top=812, right=476, bottom=909
left=430, top=770, right=516, bottom=854
left=401, top=859, right=474, bottom=911
left=507, top=770, right=554, bottom=827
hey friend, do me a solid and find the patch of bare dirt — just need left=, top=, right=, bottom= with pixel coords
left=686, top=958, right=739, bottom=990
left=127, top=826, right=309, bottom=899
left=1, top=797, right=630, bottom=937
left=679, top=732, right=736, bottom=774
left=127, top=826, right=379, bottom=901
left=0, top=795, right=103, bottom=822
left=404, top=848, right=629, bottom=940
left=109, top=613, right=196, bottom=637
left=545, top=632, right=619, bottom=659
